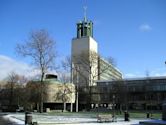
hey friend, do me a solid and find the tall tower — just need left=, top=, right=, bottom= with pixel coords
left=77, top=7, right=93, bottom=38
left=72, top=9, right=98, bottom=86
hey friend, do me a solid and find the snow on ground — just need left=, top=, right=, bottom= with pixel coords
left=6, top=113, right=149, bottom=125
left=139, top=119, right=166, bottom=125
left=2, top=114, right=24, bottom=125
left=3, top=112, right=166, bottom=125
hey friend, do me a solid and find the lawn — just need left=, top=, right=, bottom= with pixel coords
left=46, top=110, right=162, bottom=119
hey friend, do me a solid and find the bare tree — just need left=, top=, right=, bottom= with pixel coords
left=73, top=51, right=116, bottom=109
left=53, top=84, right=74, bottom=112
left=26, top=81, right=41, bottom=111
left=112, top=80, right=127, bottom=113
left=0, top=72, right=28, bottom=111
left=73, top=51, right=116, bottom=85
left=73, top=51, right=98, bottom=87
left=16, top=29, right=57, bottom=112
left=59, top=56, right=80, bottom=112
left=59, top=56, right=71, bottom=83
left=57, top=56, right=74, bottom=112
left=106, top=56, right=117, bottom=67
left=6, top=72, right=20, bottom=106
left=14, top=75, right=28, bottom=108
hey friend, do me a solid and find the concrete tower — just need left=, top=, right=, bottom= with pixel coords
left=72, top=9, right=98, bottom=86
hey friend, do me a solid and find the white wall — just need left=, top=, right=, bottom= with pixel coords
left=72, top=36, right=98, bottom=86
left=72, top=37, right=98, bottom=57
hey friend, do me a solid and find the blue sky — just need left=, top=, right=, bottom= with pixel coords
left=0, top=0, right=166, bottom=79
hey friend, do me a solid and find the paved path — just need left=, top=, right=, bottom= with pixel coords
left=0, top=114, right=24, bottom=125
left=0, top=114, right=14, bottom=125
left=1, top=113, right=152, bottom=125
left=6, top=113, right=145, bottom=125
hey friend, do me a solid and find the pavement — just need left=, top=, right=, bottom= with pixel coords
left=1, top=112, right=162, bottom=125
left=0, top=115, right=12, bottom=125
left=0, top=113, right=24, bottom=125
left=0, top=113, right=139, bottom=125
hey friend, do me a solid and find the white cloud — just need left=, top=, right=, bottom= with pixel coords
left=139, top=24, right=152, bottom=32
left=151, top=68, right=166, bottom=77
left=124, top=72, right=144, bottom=78
left=124, top=73, right=136, bottom=78
left=124, top=68, right=166, bottom=79
left=0, top=55, right=40, bottom=80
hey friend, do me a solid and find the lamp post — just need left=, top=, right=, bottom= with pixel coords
left=76, top=69, right=79, bottom=112
left=113, top=94, right=115, bottom=119
left=71, top=62, right=79, bottom=112
left=73, top=63, right=80, bottom=112
left=63, top=89, right=67, bottom=112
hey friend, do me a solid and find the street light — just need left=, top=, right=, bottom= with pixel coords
left=76, top=68, right=79, bottom=112
left=113, top=94, right=115, bottom=120
left=63, top=89, right=67, bottom=112
left=72, top=63, right=80, bottom=112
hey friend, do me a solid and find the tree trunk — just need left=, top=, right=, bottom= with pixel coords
left=63, top=102, right=66, bottom=112
left=40, top=72, right=44, bottom=113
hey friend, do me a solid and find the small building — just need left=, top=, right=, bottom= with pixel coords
left=27, top=74, right=75, bottom=112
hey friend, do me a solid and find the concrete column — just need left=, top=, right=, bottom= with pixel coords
left=76, top=91, right=78, bottom=112
left=63, top=103, right=66, bottom=112
left=37, top=103, right=39, bottom=112
left=70, top=103, right=73, bottom=112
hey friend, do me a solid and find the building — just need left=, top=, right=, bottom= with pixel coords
left=95, top=76, right=166, bottom=110
left=71, top=12, right=122, bottom=87
left=27, top=74, right=75, bottom=112
left=98, top=58, right=122, bottom=80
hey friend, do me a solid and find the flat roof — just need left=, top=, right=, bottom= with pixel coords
left=96, top=76, right=166, bottom=83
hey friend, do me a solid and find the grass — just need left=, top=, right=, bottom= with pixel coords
left=45, top=110, right=162, bottom=119
left=127, top=112, right=161, bottom=119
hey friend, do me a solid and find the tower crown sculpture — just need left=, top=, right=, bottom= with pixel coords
left=76, top=6, right=93, bottom=38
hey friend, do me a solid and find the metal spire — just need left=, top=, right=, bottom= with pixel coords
left=83, top=6, right=87, bottom=22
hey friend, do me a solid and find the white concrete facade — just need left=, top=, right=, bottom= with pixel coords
left=71, top=17, right=122, bottom=87
left=72, top=37, right=98, bottom=56
left=72, top=36, right=98, bottom=86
